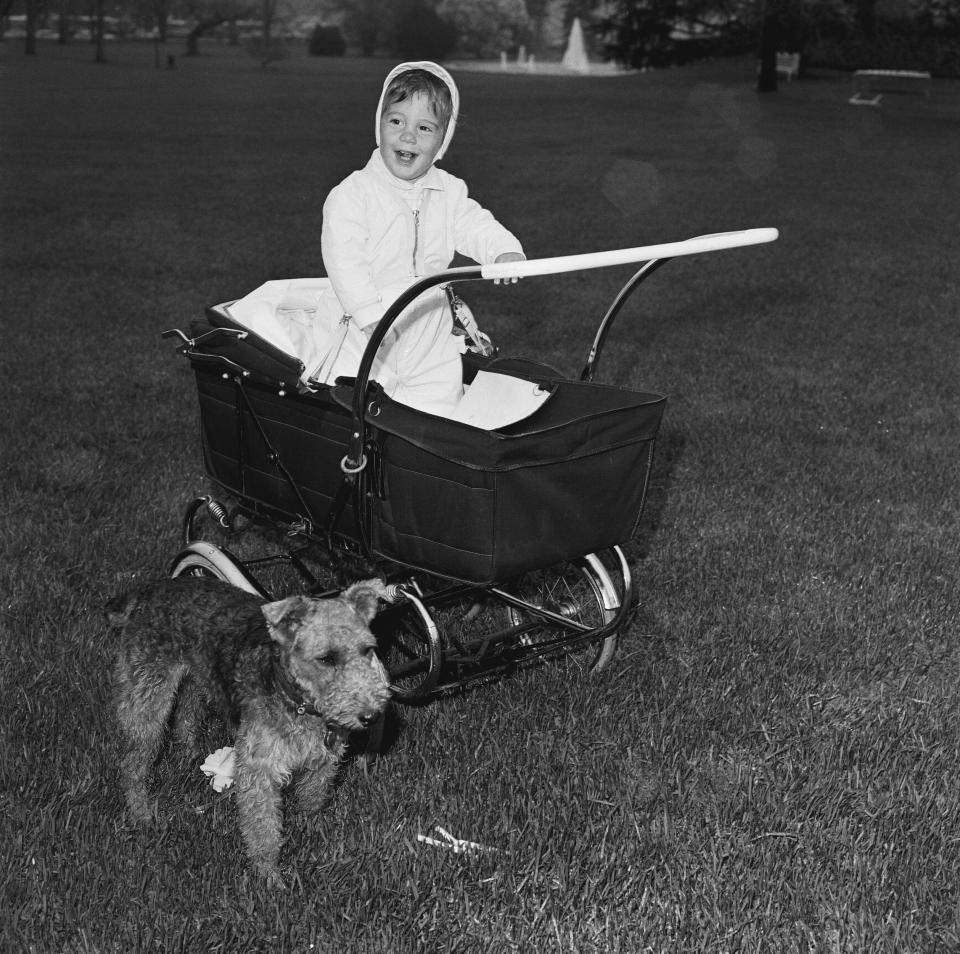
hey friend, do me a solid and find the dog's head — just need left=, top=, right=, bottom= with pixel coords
left=261, top=579, right=391, bottom=729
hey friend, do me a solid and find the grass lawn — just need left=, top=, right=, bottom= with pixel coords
left=2, top=39, right=959, bottom=953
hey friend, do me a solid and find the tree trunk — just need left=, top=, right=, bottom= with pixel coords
left=25, top=0, right=37, bottom=54
left=187, top=20, right=228, bottom=56
left=94, top=0, right=107, bottom=63
left=856, top=0, right=877, bottom=39
left=757, top=12, right=779, bottom=93
left=261, top=0, right=272, bottom=68
left=359, top=26, right=377, bottom=56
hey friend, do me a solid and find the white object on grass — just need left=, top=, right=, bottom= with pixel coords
left=200, top=746, right=236, bottom=792
left=849, top=69, right=931, bottom=106
left=417, top=826, right=497, bottom=855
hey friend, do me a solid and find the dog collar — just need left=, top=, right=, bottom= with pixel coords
left=274, top=667, right=324, bottom=719
left=273, top=667, right=348, bottom=751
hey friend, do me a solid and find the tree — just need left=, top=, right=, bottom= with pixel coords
left=315, top=0, right=392, bottom=55
left=153, top=0, right=171, bottom=41
left=439, top=0, right=530, bottom=56
left=91, top=0, right=107, bottom=62
left=525, top=0, right=549, bottom=50
left=252, top=0, right=280, bottom=66
left=24, top=0, right=38, bottom=53
left=178, top=0, right=255, bottom=54
left=57, top=0, right=73, bottom=43
left=600, top=0, right=777, bottom=69
left=341, top=0, right=392, bottom=54
left=536, top=0, right=569, bottom=52
left=599, top=0, right=681, bottom=68
left=756, top=4, right=779, bottom=90
left=395, top=0, right=458, bottom=58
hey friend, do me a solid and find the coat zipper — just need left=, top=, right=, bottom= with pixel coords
left=412, top=208, right=420, bottom=276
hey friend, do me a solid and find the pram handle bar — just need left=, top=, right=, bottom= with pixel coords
left=343, top=227, right=779, bottom=473
left=479, top=228, right=778, bottom=281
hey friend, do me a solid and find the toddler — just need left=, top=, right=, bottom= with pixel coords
left=314, top=61, right=525, bottom=415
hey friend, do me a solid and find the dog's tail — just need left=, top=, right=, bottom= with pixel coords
left=105, top=592, right=139, bottom=628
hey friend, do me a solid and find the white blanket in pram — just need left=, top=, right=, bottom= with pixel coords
left=224, top=278, right=339, bottom=381
left=224, top=278, right=550, bottom=430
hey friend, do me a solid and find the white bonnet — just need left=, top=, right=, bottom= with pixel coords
left=375, top=61, right=460, bottom=161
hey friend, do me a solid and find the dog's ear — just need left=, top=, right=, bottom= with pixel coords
left=342, top=579, right=389, bottom=623
left=261, top=595, right=310, bottom=645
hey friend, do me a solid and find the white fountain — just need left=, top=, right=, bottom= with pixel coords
left=561, top=17, right=590, bottom=73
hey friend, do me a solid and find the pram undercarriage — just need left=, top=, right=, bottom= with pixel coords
left=173, top=493, right=630, bottom=699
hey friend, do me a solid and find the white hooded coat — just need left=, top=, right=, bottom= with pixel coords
left=315, top=62, right=524, bottom=414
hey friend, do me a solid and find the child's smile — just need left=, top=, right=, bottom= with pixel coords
left=379, top=92, right=445, bottom=182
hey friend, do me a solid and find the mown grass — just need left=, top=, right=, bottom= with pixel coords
left=2, top=40, right=959, bottom=953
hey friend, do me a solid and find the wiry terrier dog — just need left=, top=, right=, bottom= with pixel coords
left=109, top=575, right=392, bottom=885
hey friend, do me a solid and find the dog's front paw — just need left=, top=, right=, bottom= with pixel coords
left=262, top=867, right=286, bottom=890
left=123, top=791, right=159, bottom=827
left=255, top=861, right=300, bottom=891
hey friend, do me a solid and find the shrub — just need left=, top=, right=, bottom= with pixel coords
left=807, top=27, right=960, bottom=76
left=309, top=24, right=347, bottom=56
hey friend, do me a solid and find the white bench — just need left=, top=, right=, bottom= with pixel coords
left=776, top=52, right=800, bottom=81
left=849, top=69, right=932, bottom=106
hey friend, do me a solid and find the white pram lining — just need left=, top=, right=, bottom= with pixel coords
left=224, top=278, right=550, bottom=430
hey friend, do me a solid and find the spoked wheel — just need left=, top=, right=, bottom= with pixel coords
left=414, top=588, right=520, bottom=692
left=503, top=552, right=624, bottom=673
left=377, top=584, right=540, bottom=699
left=372, top=587, right=443, bottom=703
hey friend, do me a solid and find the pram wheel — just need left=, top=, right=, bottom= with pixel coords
left=373, top=586, right=443, bottom=702
left=182, top=494, right=235, bottom=547
left=170, top=542, right=268, bottom=598
left=504, top=552, right=621, bottom=672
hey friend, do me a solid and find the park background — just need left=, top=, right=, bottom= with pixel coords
left=2, top=0, right=960, bottom=950
left=3, top=0, right=960, bottom=77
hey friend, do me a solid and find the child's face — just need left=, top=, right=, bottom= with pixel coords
left=379, top=92, right=446, bottom=182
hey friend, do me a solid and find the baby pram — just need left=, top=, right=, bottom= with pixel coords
left=165, top=229, right=777, bottom=700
